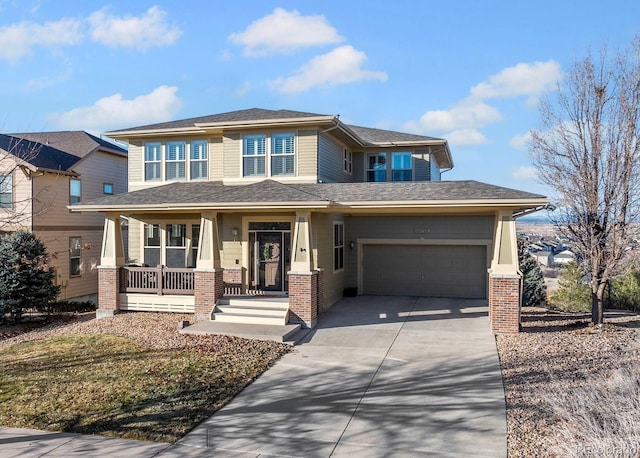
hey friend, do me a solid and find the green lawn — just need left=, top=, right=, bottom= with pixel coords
left=0, top=333, right=289, bottom=442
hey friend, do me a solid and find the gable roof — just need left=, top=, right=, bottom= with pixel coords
left=9, top=131, right=127, bottom=159
left=0, top=133, right=83, bottom=172
left=71, top=179, right=546, bottom=213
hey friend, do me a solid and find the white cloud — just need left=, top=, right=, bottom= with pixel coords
left=88, top=6, right=182, bottom=50
left=405, top=102, right=502, bottom=133
left=0, top=18, right=82, bottom=64
left=48, top=85, right=183, bottom=131
left=512, top=166, right=538, bottom=180
left=445, top=129, right=490, bottom=146
left=229, top=8, right=343, bottom=56
left=509, top=131, right=532, bottom=150
left=470, top=60, right=562, bottom=103
left=270, top=45, right=387, bottom=93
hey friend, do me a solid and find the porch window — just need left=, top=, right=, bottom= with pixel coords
left=334, top=222, right=344, bottom=271
left=166, top=142, right=186, bottom=180
left=271, top=133, right=295, bottom=176
left=70, top=237, right=81, bottom=277
left=144, top=224, right=161, bottom=267
left=144, top=143, right=162, bottom=181
left=191, top=224, right=200, bottom=267
left=190, top=141, right=208, bottom=180
left=366, top=153, right=387, bottom=182
left=392, top=152, right=412, bottom=181
left=0, top=174, right=12, bottom=209
left=69, top=179, right=81, bottom=204
left=166, top=224, right=186, bottom=268
left=243, top=135, right=266, bottom=176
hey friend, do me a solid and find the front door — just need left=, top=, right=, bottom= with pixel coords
left=249, top=230, right=291, bottom=292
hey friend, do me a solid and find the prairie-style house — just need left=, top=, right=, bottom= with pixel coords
left=0, top=131, right=127, bottom=303
left=72, top=108, right=547, bottom=333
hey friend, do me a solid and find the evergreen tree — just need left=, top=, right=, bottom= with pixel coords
left=0, top=231, right=60, bottom=322
left=553, top=261, right=591, bottom=312
left=517, top=239, right=547, bottom=307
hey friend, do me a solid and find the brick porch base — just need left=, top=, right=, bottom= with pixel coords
left=488, top=274, right=521, bottom=333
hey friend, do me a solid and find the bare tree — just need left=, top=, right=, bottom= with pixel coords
left=530, top=37, right=640, bottom=325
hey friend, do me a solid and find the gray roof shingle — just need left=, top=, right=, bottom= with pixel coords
left=0, top=133, right=82, bottom=171
left=9, top=131, right=127, bottom=158
left=345, top=125, right=444, bottom=145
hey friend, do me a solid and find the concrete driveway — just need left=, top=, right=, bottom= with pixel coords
left=170, top=296, right=507, bottom=457
left=0, top=296, right=506, bottom=457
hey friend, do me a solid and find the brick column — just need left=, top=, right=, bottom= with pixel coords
left=97, top=266, right=120, bottom=319
left=489, top=274, right=521, bottom=333
left=194, top=268, right=224, bottom=321
left=288, top=270, right=319, bottom=328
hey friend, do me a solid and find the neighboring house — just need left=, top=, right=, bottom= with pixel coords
left=0, top=131, right=127, bottom=303
left=553, top=249, right=576, bottom=266
left=71, top=108, right=547, bottom=333
left=532, top=251, right=554, bottom=268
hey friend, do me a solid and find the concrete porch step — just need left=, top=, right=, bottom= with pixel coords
left=218, top=297, right=289, bottom=308
left=213, top=296, right=290, bottom=325
left=213, top=312, right=287, bottom=326
left=216, top=305, right=287, bottom=317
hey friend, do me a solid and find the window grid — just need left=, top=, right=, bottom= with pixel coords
left=144, top=143, right=162, bottom=181
left=190, top=141, right=208, bottom=180
left=70, top=237, right=81, bottom=277
left=166, top=141, right=186, bottom=180
left=243, top=135, right=266, bottom=177
left=334, top=223, right=344, bottom=271
left=271, top=133, right=295, bottom=176
left=343, top=149, right=352, bottom=174
left=366, top=153, right=387, bottom=182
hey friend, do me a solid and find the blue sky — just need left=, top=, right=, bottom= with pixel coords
left=1, top=0, right=638, bottom=196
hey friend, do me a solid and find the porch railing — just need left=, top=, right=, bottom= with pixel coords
left=120, top=265, right=195, bottom=295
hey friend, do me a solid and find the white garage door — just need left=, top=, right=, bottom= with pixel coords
left=362, top=244, right=487, bottom=299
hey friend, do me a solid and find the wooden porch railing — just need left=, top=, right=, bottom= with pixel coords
left=120, top=266, right=195, bottom=295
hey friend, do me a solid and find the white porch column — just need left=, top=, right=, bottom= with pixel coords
left=489, top=210, right=520, bottom=275
left=100, top=213, right=125, bottom=266
left=196, top=211, right=221, bottom=270
left=290, top=211, right=313, bottom=272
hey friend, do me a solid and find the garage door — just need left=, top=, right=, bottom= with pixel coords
left=362, top=244, right=487, bottom=299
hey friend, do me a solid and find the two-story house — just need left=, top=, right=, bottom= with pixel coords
left=0, top=131, right=127, bottom=303
left=72, top=108, right=547, bottom=333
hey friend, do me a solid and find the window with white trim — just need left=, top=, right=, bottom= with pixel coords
left=343, top=149, right=352, bottom=174
left=243, top=135, right=266, bottom=177
left=103, top=183, right=113, bottom=195
left=166, top=224, right=186, bottom=267
left=166, top=141, right=186, bottom=180
left=334, top=222, right=344, bottom=271
left=366, top=153, right=387, bottom=182
left=144, top=143, right=162, bottom=181
left=144, top=224, right=161, bottom=267
left=392, top=152, right=413, bottom=181
left=271, top=133, right=295, bottom=176
left=190, top=140, right=208, bottom=179
left=70, top=237, right=81, bottom=277
left=69, top=178, right=81, bottom=204
left=0, top=174, right=12, bottom=209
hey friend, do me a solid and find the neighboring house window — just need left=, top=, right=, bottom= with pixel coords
left=190, top=141, right=208, bottom=180
left=70, top=179, right=81, bottom=204
left=166, top=141, right=186, bottom=180
left=392, top=152, right=413, bottom=181
left=343, top=149, right=352, bottom=174
left=191, top=224, right=200, bottom=267
left=166, top=223, right=187, bottom=268
left=144, top=224, right=161, bottom=267
left=243, top=135, right=266, bottom=176
left=103, top=183, right=113, bottom=195
left=0, top=174, right=12, bottom=209
left=70, top=237, right=81, bottom=277
left=334, top=222, right=344, bottom=271
left=271, top=133, right=295, bottom=176
left=145, top=143, right=162, bottom=181
left=367, top=153, right=387, bottom=182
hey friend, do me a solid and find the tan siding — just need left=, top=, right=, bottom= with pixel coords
left=128, top=140, right=143, bottom=184
left=223, top=133, right=241, bottom=178
left=312, top=213, right=346, bottom=308
left=0, top=154, right=34, bottom=231
left=210, top=137, right=224, bottom=181
left=317, top=133, right=352, bottom=183
left=221, top=213, right=242, bottom=267
left=297, top=129, right=318, bottom=178
left=128, top=218, right=142, bottom=263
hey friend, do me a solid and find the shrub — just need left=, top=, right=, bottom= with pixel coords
left=517, top=239, right=547, bottom=307
left=0, top=231, right=60, bottom=322
left=610, top=271, right=640, bottom=312
left=552, top=261, right=591, bottom=312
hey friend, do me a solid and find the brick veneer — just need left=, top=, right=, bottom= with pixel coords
left=288, top=271, right=320, bottom=328
left=194, top=268, right=224, bottom=321
left=489, top=275, right=521, bottom=333
left=97, top=266, right=119, bottom=318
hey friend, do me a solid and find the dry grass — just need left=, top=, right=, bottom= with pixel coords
left=0, top=313, right=291, bottom=442
left=497, top=308, right=640, bottom=457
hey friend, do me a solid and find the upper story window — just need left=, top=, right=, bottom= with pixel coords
left=190, top=141, right=208, bottom=180
left=271, top=133, right=295, bottom=176
left=144, top=143, right=162, bottom=181
left=103, top=183, right=113, bottom=195
left=392, top=152, right=413, bottom=181
left=69, top=178, right=81, bottom=204
left=367, top=153, right=387, bottom=182
left=243, top=135, right=266, bottom=177
left=0, top=174, right=12, bottom=209
left=166, top=141, right=186, bottom=180
left=343, top=149, right=352, bottom=174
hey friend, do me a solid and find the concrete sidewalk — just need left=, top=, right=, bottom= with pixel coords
left=0, top=296, right=507, bottom=457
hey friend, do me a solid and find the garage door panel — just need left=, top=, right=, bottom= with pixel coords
left=363, top=244, right=487, bottom=299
